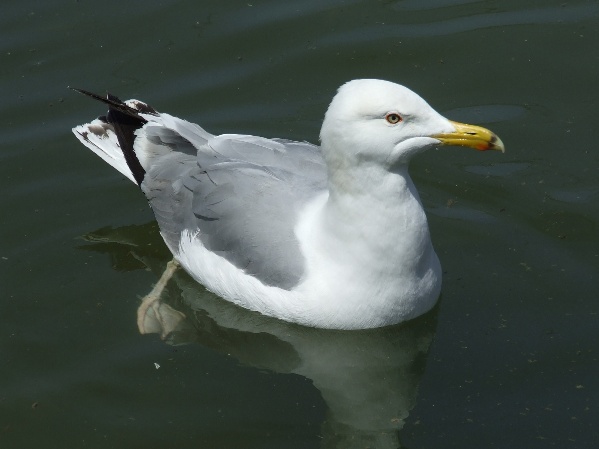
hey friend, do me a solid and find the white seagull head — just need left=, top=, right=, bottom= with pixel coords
left=320, top=79, right=504, bottom=170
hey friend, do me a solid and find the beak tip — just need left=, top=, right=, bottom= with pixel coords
left=492, top=136, right=506, bottom=153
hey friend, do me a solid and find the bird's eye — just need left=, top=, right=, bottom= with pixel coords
left=385, top=113, right=402, bottom=125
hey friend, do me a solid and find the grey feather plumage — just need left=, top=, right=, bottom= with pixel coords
left=141, top=128, right=327, bottom=290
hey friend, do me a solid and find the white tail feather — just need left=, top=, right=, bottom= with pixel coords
left=72, top=119, right=136, bottom=183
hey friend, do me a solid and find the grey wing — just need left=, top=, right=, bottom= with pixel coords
left=142, top=132, right=327, bottom=290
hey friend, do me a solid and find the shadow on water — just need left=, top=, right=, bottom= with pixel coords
left=80, top=223, right=440, bottom=449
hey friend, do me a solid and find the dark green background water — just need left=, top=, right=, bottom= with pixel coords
left=2, top=1, right=598, bottom=447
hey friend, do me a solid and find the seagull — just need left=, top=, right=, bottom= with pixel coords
left=72, top=79, right=504, bottom=330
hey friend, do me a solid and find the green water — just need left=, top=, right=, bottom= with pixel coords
left=1, top=0, right=598, bottom=447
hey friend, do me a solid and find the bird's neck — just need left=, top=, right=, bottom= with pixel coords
left=307, top=163, right=433, bottom=276
left=324, top=163, right=425, bottom=233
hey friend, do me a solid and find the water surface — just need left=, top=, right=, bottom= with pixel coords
left=1, top=0, right=598, bottom=447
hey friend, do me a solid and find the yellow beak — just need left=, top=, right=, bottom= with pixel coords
left=433, top=120, right=505, bottom=153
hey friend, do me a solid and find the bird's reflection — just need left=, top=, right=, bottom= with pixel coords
left=80, top=223, right=440, bottom=448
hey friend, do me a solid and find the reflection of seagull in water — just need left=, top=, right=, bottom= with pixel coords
left=72, top=79, right=504, bottom=329
left=81, top=222, right=439, bottom=448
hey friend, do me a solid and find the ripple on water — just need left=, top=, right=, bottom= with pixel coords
left=444, top=104, right=527, bottom=124
left=464, top=162, right=530, bottom=177
left=429, top=205, right=496, bottom=224
left=320, top=3, right=599, bottom=42
left=392, top=0, right=484, bottom=12
left=547, top=187, right=599, bottom=204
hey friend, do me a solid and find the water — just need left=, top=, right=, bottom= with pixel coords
left=2, top=0, right=598, bottom=447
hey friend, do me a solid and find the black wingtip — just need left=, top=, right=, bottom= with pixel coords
left=73, top=87, right=149, bottom=186
left=70, top=87, right=151, bottom=119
